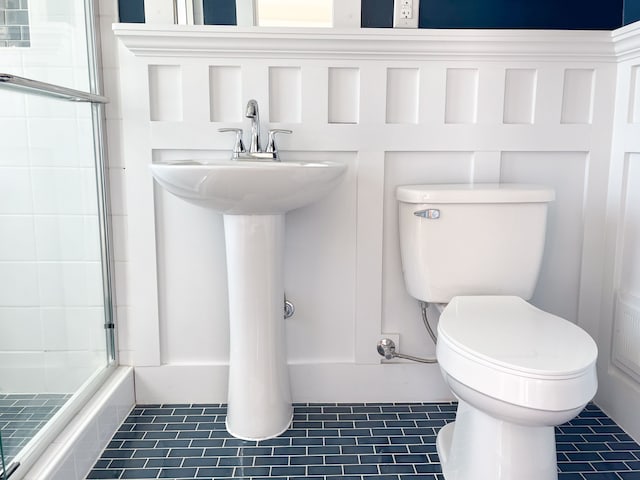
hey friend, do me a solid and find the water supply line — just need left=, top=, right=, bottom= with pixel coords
left=420, top=300, right=438, bottom=344
left=377, top=301, right=438, bottom=364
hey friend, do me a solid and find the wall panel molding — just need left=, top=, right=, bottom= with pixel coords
left=595, top=20, right=640, bottom=441
left=112, top=24, right=628, bottom=405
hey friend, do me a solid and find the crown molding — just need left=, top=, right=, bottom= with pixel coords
left=612, top=21, right=640, bottom=62
left=113, top=24, right=617, bottom=62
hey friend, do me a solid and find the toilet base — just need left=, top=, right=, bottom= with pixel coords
left=436, top=400, right=558, bottom=480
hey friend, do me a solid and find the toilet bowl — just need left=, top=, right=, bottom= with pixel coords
left=395, top=184, right=598, bottom=480
left=436, top=296, right=598, bottom=480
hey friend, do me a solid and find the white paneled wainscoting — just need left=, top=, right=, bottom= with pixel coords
left=598, top=23, right=640, bottom=441
left=104, top=23, right=640, bottom=438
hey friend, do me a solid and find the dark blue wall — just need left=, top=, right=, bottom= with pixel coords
left=203, top=0, right=237, bottom=25
left=625, top=0, right=640, bottom=24
left=362, top=0, right=624, bottom=30
left=119, top=0, right=630, bottom=30
left=118, top=0, right=144, bottom=23
left=361, top=0, right=394, bottom=28
left=418, top=0, right=622, bottom=29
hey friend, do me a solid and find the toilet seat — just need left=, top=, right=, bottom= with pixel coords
left=437, top=296, right=598, bottom=411
left=439, top=296, right=597, bottom=378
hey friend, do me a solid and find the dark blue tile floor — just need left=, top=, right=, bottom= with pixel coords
left=86, top=402, right=640, bottom=480
left=0, top=393, right=72, bottom=464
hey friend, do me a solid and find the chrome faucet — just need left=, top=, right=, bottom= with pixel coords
left=245, top=99, right=261, bottom=154
left=218, top=99, right=292, bottom=161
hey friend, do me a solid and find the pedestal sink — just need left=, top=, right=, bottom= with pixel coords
left=150, top=159, right=347, bottom=440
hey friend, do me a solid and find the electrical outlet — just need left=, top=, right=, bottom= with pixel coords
left=393, top=0, right=419, bottom=28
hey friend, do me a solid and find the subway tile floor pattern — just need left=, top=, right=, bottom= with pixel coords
left=0, top=393, right=72, bottom=464
left=87, top=402, right=640, bottom=480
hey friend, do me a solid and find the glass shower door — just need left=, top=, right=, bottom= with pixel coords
left=0, top=0, right=115, bottom=476
left=0, top=429, right=5, bottom=479
left=0, top=93, right=110, bottom=468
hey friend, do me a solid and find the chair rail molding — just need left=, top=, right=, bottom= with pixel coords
left=612, top=21, right=640, bottom=61
left=113, top=24, right=617, bottom=62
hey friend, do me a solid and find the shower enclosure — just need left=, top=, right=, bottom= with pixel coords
left=0, top=0, right=115, bottom=478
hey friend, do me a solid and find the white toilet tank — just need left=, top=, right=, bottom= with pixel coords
left=397, top=183, right=555, bottom=303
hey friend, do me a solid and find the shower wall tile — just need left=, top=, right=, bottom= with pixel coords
left=0, top=146, right=29, bottom=167
left=30, top=168, right=97, bottom=215
left=0, top=88, right=26, bottom=117
left=28, top=147, right=80, bottom=169
left=561, top=68, right=595, bottom=124
left=0, top=167, right=33, bottom=213
left=25, top=93, right=78, bottom=120
left=34, top=216, right=101, bottom=261
left=0, top=216, right=36, bottom=260
left=0, top=353, right=46, bottom=392
left=269, top=66, right=302, bottom=123
left=0, top=309, right=43, bottom=351
left=37, top=262, right=104, bottom=307
left=0, top=118, right=27, bottom=151
left=44, top=351, right=105, bottom=391
left=26, top=115, right=94, bottom=168
left=328, top=67, right=359, bottom=124
left=88, top=308, right=108, bottom=352
left=0, top=263, right=38, bottom=306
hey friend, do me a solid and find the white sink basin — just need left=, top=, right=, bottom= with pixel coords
left=149, top=157, right=347, bottom=440
left=149, top=159, right=347, bottom=214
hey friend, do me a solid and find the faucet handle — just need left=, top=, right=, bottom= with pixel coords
left=218, top=128, right=245, bottom=158
left=265, top=129, right=292, bottom=159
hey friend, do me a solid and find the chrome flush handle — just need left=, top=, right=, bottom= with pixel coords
left=414, top=209, right=441, bottom=219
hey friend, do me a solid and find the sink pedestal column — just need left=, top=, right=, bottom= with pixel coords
left=223, top=214, right=293, bottom=440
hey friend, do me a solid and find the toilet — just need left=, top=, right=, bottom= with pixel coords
left=396, top=184, right=598, bottom=480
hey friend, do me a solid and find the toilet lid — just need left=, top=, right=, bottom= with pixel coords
left=438, top=296, right=597, bottom=378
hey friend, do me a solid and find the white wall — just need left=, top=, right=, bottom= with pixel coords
left=0, top=0, right=108, bottom=393
left=595, top=23, right=640, bottom=440
left=105, top=25, right=626, bottom=406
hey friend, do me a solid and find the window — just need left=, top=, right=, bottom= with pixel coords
left=254, top=0, right=332, bottom=27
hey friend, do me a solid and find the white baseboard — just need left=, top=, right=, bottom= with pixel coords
left=133, top=362, right=453, bottom=404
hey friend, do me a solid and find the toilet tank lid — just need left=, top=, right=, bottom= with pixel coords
left=396, top=183, right=555, bottom=204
